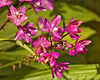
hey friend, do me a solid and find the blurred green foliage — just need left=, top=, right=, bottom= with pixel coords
left=0, top=0, right=100, bottom=80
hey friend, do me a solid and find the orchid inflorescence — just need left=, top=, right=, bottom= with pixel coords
left=0, top=0, right=91, bottom=79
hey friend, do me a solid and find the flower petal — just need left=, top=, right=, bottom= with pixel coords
left=50, top=57, right=56, bottom=67
left=14, top=18, right=21, bottom=26
left=19, top=6, right=26, bottom=14
left=14, top=30, right=23, bottom=40
left=55, top=69, right=62, bottom=78
left=45, top=1, right=53, bottom=10
left=23, top=33, right=32, bottom=43
left=51, top=15, right=61, bottom=27
left=51, top=67, right=55, bottom=78
left=44, top=18, right=51, bottom=28
left=20, top=15, right=28, bottom=22
left=41, top=40, right=51, bottom=48
left=78, top=39, right=91, bottom=45
left=68, top=49, right=75, bottom=56
left=10, top=6, right=17, bottom=15
left=51, top=52, right=59, bottom=58
left=31, top=40, right=38, bottom=47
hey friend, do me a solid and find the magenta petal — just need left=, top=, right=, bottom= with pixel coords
left=0, top=1, right=5, bottom=7
left=41, top=40, right=51, bottom=48
left=56, top=45, right=62, bottom=50
left=69, top=33, right=81, bottom=40
left=38, top=56, right=45, bottom=62
left=44, top=18, right=51, bottom=28
left=78, top=39, right=91, bottom=45
left=51, top=52, right=59, bottom=58
left=70, top=20, right=82, bottom=26
left=50, top=57, right=56, bottom=67
left=69, top=49, right=75, bottom=56
left=23, top=33, right=32, bottom=43
left=20, top=15, right=28, bottom=22
left=31, top=40, right=38, bottom=47
left=38, top=16, right=42, bottom=23
left=7, top=13, right=14, bottom=22
left=6, top=0, right=12, bottom=5
left=45, top=1, right=53, bottom=10
left=51, top=15, right=61, bottom=27
left=10, top=6, right=17, bottom=15
left=37, top=7, right=46, bottom=11
left=19, top=6, right=26, bottom=14
left=14, top=18, right=21, bottom=26
left=15, top=30, right=23, bottom=40
left=17, top=26, right=22, bottom=30
left=53, top=32, right=62, bottom=39
left=53, top=37, right=59, bottom=42
left=76, top=52, right=81, bottom=59
left=69, top=17, right=74, bottom=24
left=28, top=27, right=37, bottom=36
left=51, top=67, right=55, bottom=78
left=35, top=47, right=40, bottom=55
left=55, top=69, right=62, bottom=78
left=38, top=34, right=45, bottom=43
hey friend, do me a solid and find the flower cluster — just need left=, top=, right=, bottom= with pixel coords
left=0, top=0, right=91, bottom=79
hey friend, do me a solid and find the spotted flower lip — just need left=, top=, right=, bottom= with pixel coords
left=36, top=16, right=48, bottom=32
left=31, top=34, right=51, bottom=55
left=19, top=0, right=32, bottom=1
left=30, top=0, right=46, bottom=14
left=7, top=6, right=28, bottom=26
left=68, top=39, right=91, bottom=59
left=51, top=62, right=69, bottom=78
left=44, top=15, right=62, bottom=42
left=38, top=52, right=59, bottom=67
left=15, top=22, right=37, bottom=43
left=0, top=0, right=12, bottom=8
left=41, top=0, right=54, bottom=10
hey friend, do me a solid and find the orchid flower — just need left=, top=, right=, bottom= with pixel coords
left=41, top=0, right=54, bottom=10
left=38, top=52, right=59, bottom=67
left=19, top=0, right=32, bottom=2
left=51, top=62, right=69, bottom=78
left=7, top=6, right=27, bottom=26
left=30, top=0, right=46, bottom=14
left=37, top=16, right=48, bottom=32
left=44, top=15, right=62, bottom=42
left=15, top=22, right=37, bottom=43
left=0, top=0, right=12, bottom=8
left=31, top=34, right=51, bottom=55
left=69, top=39, right=91, bottom=59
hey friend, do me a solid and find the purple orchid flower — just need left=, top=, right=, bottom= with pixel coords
left=0, top=0, right=12, bottom=8
left=63, top=41, right=73, bottom=51
left=64, top=17, right=82, bottom=40
left=68, top=39, right=91, bottom=59
left=51, top=62, right=69, bottom=78
left=31, top=34, right=51, bottom=55
left=19, top=0, right=32, bottom=2
left=36, top=16, right=48, bottom=32
left=41, top=0, right=54, bottom=10
left=7, top=6, right=28, bottom=26
left=38, top=52, right=59, bottom=67
left=30, top=0, right=46, bottom=14
left=15, top=22, right=37, bottom=43
left=44, top=15, right=62, bottom=42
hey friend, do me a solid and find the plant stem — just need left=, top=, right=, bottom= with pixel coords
left=26, top=7, right=32, bottom=11
left=0, top=19, right=9, bottom=31
left=18, top=1, right=22, bottom=8
left=62, top=33, right=68, bottom=39
left=6, top=5, right=10, bottom=12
